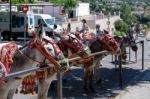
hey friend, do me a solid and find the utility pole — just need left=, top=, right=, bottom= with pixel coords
left=9, top=0, right=12, bottom=41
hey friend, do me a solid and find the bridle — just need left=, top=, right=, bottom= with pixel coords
left=18, top=39, right=61, bottom=67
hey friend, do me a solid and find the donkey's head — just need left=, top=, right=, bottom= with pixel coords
left=27, top=23, right=62, bottom=67
left=49, top=24, right=91, bottom=59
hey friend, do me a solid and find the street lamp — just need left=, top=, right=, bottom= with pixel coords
left=9, top=0, right=12, bottom=41
left=107, top=12, right=110, bottom=31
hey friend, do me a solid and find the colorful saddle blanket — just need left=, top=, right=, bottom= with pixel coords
left=82, top=33, right=120, bottom=53
left=0, top=42, right=17, bottom=76
left=58, top=33, right=84, bottom=53
left=98, top=34, right=120, bottom=53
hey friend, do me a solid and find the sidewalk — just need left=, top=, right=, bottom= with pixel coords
left=115, top=70, right=150, bottom=99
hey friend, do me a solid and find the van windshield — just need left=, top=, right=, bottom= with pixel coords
left=45, top=18, right=55, bottom=25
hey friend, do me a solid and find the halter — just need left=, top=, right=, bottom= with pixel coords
left=23, top=39, right=61, bottom=67
left=61, top=34, right=85, bottom=53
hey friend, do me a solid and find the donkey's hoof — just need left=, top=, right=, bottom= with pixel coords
left=83, top=86, right=90, bottom=94
left=90, top=87, right=95, bottom=93
left=96, top=79, right=102, bottom=85
left=50, top=82, right=56, bottom=91
left=115, top=68, right=119, bottom=71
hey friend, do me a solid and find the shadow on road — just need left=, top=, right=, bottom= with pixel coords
left=47, top=67, right=143, bottom=99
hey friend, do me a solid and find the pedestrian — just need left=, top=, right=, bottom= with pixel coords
left=95, top=24, right=103, bottom=36
left=135, top=23, right=140, bottom=40
left=66, top=23, right=71, bottom=33
left=80, top=19, right=89, bottom=34
left=127, top=25, right=134, bottom=39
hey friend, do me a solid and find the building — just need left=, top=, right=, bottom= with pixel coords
left=144, top=7, right=150, bottom=16
left=30, top=2, right=90, bottom=19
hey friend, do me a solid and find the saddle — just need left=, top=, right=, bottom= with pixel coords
left=98, top=34, right=120, bottom=53
left=58, top=33, right=84, bottom=53
left=0, top=42, right=17, bottom=76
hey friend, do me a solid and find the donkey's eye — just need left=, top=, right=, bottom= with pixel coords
left=46, top=48, right=52, bottom=51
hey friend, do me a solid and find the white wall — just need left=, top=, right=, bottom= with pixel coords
left=76, top=3, right=90, bottom=17
left=43, top=6, right=62, bottom=18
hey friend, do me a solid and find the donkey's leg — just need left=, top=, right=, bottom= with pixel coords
left=94, top=57, right=103, bottom=84
left=83, top=65, right=94, bottom=93
left=83, top=67, right=90, bottom=93
left=0, top=87, right=9, bottom=99
left=38, top=74, right=57, bottom=99
left=89, top=73, right=95, bottom=93
left=84, top=68, right=95, bottom=93
left=7, top=89, right=16, bottom=99
left=38, top=78, right=51, bottom=99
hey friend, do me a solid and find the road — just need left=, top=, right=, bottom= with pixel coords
left=115, top=70, right=150, bottom=99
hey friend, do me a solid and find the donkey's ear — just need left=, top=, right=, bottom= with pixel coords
left=36, top=24, right=44, bottom=44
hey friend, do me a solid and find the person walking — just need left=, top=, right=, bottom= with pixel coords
left=80, top=19, right=89, bottom=34
left=66, top=23, right=71, bottom=33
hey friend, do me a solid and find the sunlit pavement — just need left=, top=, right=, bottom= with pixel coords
left=115, top=70, right=150, bottom=99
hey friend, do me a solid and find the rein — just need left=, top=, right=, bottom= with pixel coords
left=20, top=39, right=61, bottom=68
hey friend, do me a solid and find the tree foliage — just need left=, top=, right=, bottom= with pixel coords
left=120, top=4, right=137, bottom=25
left=50, top=0, right=77, bottom=12
left=114, top=19, right=128, bottom=32
left=0, top=0, right=34, bottom=3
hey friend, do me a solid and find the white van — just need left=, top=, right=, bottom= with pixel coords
left=0, top=11, right=35, bottom=40
left=0, top=11, right=58, bottom=40
left=34, top=14, right=55, bottom=32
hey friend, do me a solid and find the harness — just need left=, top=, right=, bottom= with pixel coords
left=98, top=34, right=120, bottom=54
left=0, top=42, right=17, bottom=76
left=0, top=38, right=62, bottom=84
left=59, top=34, right=84, bottom=52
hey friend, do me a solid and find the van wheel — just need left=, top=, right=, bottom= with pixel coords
left=3, top=33, right=10, bottom=41
left=12, top=37, right=18, bottom=41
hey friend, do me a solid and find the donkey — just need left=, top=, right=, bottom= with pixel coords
left=75, top=32, right=121, bottom=88
left=56, top=31, right=120, bottom=93
left=114, top=34, right=138, bottom=62
left=0, top=24, right=65, bottom=99
left=36, top=28, right=93, bottom=98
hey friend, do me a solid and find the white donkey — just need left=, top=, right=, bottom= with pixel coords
left=0, top=24, right=65, bottom=99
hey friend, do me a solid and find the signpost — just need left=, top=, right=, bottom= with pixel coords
left=22, top=4, right=29, bottom=14
left=22, top=4, right=28, bottom=43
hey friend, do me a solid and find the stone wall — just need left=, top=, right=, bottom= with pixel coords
left=60, top=15, right=120, bottom=35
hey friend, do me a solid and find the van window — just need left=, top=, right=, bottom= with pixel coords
left=38, top=19, right=46, bottom=26
left=12, top=15, right=24, bottom=28
left=45, top=18, right=55, bottom=25
left=12, top=15, right=16, bottom=27
left=38, top=19, right=44, bottom=25
left=38, top=19, right=41, bottom=25
left=20, top=17, right=24, bottom=26
left=16, top=17, right=24, bottom=27
left=4, top=18, right=7, bottom=22
left=16, top=17, right=20, bottom=27
left=29, top=18, right=33, bottom=25
left=0, top=18, right=2, bottom=22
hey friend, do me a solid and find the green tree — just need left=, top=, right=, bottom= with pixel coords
left=120, top=4, right=137, bottom=25
left=50, top=0, right=77, bottom=17
left=114, top=19, right=128, bottom=32
left=12, top=0, right=34, bottom=4
left=0, top=0, right=34, bottom=3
